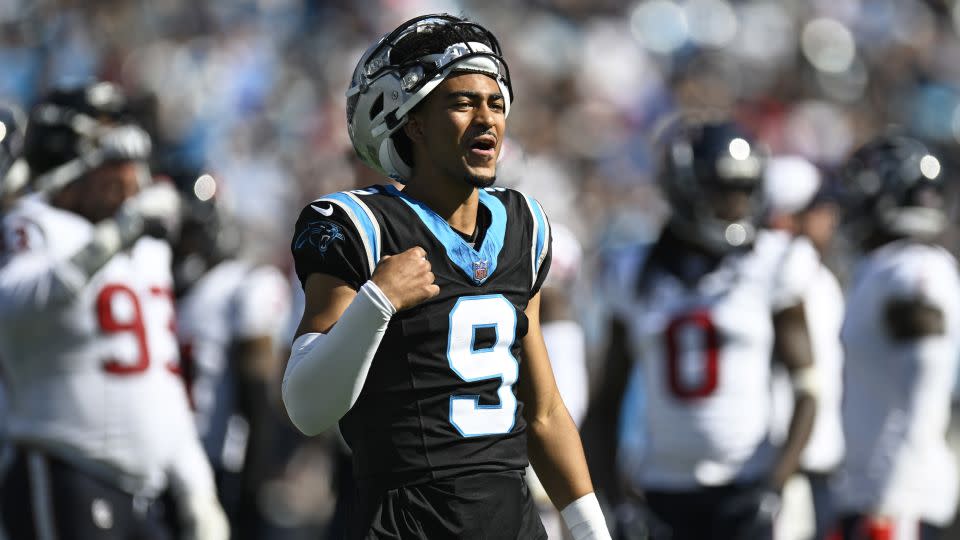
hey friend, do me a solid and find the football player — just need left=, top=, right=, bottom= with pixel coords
left=764, top=156, right=845, bottom=540
left=0, top=82, right=227, bottom=540
left=171, top=169, right=290, bottom=539
left=584, top=119, right=819, bottom=540
left=831, top=135, right=960, bottom=540
left=284, top=13, right=610, bottom=540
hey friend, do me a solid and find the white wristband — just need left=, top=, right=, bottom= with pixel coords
left=561, top=493, right=611, bottom=540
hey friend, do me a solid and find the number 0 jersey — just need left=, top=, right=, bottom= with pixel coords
left=291, top=185, right=551, bottom=488
left=0, top=196, right=205, bottom=496
left=611, top=229, right=818, bottom=490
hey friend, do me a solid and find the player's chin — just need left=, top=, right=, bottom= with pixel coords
left=464, top=174, right=496, bottom=188
left=461, top=160, right=497, bottom=188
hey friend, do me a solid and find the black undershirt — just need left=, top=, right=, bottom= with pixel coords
left=454, top=203, right=491, bottom=248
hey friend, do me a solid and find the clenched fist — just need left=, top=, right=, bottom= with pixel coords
left=371, top=246, right=440, bottom=311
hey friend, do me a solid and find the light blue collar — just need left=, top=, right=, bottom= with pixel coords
left=385, top=185, right=506, bottom=285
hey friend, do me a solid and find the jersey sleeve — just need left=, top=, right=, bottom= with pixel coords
left=520, top=192, right=552, bottom=297
left=884, top=247, right=960, bottom=310
left=0, top=212, right=89, bottom=320
left=291, top=201, right=371, bottom=291
left=230, top=265, right=292, bottom=340
left=771, top=236, right=820, bottom=312
left=531, top=236, right=552, bottom=297
left=0, top=214, right=45, bottom=261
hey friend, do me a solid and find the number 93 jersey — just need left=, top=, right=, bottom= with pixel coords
left=0, top=196, right=195, bottom=496
left=292, top=185, right=551, bottom=488
left=609, top=229, right=818, bottom=490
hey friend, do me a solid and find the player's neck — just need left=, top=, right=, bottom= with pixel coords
left=403, top=174, right=480, bottom=237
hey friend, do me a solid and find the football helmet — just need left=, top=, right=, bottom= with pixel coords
left=167, top=166, right=239, bottom=296
left=658, top=119, right=767, bottom=254
left=346, top=13, right=513, bottom=181
left=22, top=81, right=151, bottom=197
left=842, top=134, right=946, bottom=240
left=0, top=102, right=28, bottom=200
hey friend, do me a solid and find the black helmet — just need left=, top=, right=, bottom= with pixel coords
left=0, top=102, right=28, bottom=199
left=23, top=81, right=151, bottom=196
left=842, top=134, right=946, bottom=240
left=658, top=118, right=767, bottom=254
left=165, top=164, right=240, bottom=296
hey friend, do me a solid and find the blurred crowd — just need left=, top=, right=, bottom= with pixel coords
left=5, top=0, right=960, bottom=346
left=4, top=0, right=960, bottom=538
left=0, top=0, right=953, bottom=236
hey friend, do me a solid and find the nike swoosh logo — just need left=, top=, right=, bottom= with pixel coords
left=311, top=204, right=334, bottom=217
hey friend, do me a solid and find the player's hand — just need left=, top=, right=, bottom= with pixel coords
left=179, top=492, right=230, bottom=540
left=114, top=182, right=181, bottom=244
left=371, top=246, right=440, bottom=311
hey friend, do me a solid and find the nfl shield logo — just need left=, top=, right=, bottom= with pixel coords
left=473, top=260, right=489, bottom=282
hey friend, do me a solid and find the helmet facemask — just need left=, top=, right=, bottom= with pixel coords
left=661, top=127, right=766, bottom=255
left=25, top=86, right=153, bottom=199
left=843, top=135, right=947, bottom=243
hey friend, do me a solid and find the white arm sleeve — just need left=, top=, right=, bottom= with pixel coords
left=282, top=280, right=396, bottom=436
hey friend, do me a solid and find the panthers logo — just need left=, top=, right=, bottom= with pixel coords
left=294, top=220, right=346, bottom=256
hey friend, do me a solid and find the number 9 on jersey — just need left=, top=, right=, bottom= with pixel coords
left=447, top=295, right=519, bottom=437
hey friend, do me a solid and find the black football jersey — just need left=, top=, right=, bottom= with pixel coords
left=291, top=184, right=552, bottom=488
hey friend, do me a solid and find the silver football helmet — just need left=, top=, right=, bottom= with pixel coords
left=346, top=14, right=513, bottom=181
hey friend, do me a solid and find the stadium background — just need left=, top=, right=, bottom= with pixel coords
left=5, top=0, right=960, bottom=537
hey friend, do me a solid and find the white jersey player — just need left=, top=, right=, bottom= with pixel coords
left=838, top=242, right=960, bottom=532
left=764, top=156, right=845, bottom=540
left=831, top=134, right=959, bottom=540
left=615, top=228, right=817, bottom=489
left=171, top=173, right=290, bottom=534
left=0, top=83, right=227, bottom=540
left=583, top=120, right=819, bottom=540
left=0, top=195, right=193, bottom=494
left=177, top=259, right=289, bottom=468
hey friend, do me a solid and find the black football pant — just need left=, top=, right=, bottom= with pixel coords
left=643, top=482, right=774, bottom=540
left=0, top=448, right=172, bottom=540
left=351, top=470, right=547, bottom=540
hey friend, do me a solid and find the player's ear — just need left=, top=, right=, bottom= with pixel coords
left=404, top=113, right=425, bottom=144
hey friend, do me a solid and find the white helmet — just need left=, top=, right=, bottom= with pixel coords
left=346, top=14, right=513, bottom=182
